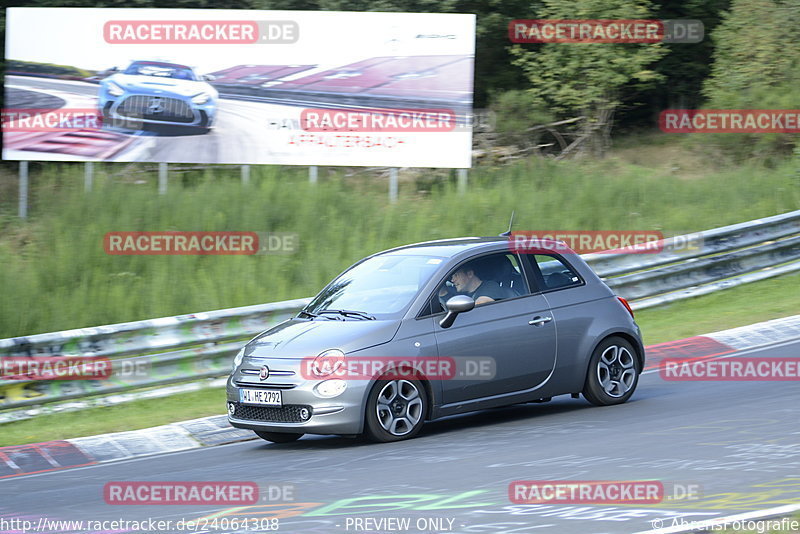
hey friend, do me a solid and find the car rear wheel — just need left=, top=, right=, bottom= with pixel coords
left=582, top=336, right=640, bottom=406
left=365, top=378, right=427, bottom=442
left=254, top=431, right=303, bottom=443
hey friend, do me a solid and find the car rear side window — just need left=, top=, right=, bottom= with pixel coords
left=526, top=254, right=582, bottom=291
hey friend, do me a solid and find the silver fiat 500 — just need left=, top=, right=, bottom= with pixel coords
left=227, top=237, right=644, bottom=443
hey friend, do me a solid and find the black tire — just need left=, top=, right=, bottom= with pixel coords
left=254, top=431, right=303, bottom=443
left=582, top=336, right=641, bottom=406
left=365, top=378, right=427, bottom=443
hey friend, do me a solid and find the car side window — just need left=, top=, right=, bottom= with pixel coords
left=526, top=254, right=582, bottom=291
left=429, top=253, right=529, bottom=314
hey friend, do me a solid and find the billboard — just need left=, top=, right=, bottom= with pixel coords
left=3, top=8, right=475, bottom=168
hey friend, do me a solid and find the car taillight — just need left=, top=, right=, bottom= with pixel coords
left=617, top=297, right=634, bottom=318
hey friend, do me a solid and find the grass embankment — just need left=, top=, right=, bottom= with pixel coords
left=1, top=155, right=797, bottom=338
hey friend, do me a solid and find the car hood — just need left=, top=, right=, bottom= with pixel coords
left=244, top=318, right=401, bottom=360
left=107, top=74, right=214, bottom=97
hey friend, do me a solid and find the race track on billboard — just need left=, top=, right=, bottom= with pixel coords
left=2, top=337, right=799, bottom=534
left=3, top=73, right=472, bottom=167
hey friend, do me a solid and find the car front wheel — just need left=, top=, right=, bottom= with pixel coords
left=365, top=378, right=427, bottom=442
left=582, top=336, right=641, bottom=406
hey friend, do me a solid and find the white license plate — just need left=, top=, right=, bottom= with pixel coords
left=239, top=388, right=282, bottom=406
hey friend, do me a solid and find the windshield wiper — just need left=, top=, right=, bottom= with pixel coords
left=318, top=309, right=376, bottom=320
left=298, top=310, right=320, bottom=319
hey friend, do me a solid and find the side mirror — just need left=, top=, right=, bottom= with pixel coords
left=202, top=74, right=216, bottom=82
left=439, top=295, right=475, bottom=329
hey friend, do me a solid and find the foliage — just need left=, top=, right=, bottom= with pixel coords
left=510, top=0, right=667, bottom=156
left=699, top=0, right=800, bottom=160
left=489, top=90, right=555, bottom=147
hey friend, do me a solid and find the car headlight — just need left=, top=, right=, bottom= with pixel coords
left=314, top=379, right=347, bottom=398
left=192, top=93, right=210, bottom=104
left=107, top=82, right=124, bottom=97
left=311, top=349, right=345, bottom=377
left=232, top=348, right=245, bottom=371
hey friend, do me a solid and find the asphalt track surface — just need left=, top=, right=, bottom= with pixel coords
left=1, top=339, right=799, bottom=534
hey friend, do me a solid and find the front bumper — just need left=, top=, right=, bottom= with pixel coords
left=226, top=372, right=369, bottom=436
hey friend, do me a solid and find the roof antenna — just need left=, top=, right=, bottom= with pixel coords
left=499, top=211, right=515, bottom=237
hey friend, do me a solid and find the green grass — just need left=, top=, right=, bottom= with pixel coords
left=635, top=271, right=800, bottom=345
left=0, top=154, right=798, bottom=338
left=0, top=270, right=797, bottom=447
left=0, top=387, right=226, bottom=447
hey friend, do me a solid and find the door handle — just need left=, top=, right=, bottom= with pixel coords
left=529, top=316, right=553, bottom=326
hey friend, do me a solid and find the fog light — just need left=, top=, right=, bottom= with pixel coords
left=314, top=379, right=347, bottom=398
left=227, top=402, right=236, bottom=416
left=300, top=408, right=311, bottom=420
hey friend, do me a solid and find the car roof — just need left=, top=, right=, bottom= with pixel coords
left=378, top=237, right=510, bottom=258
left=377, top=236, right=576, bottom=259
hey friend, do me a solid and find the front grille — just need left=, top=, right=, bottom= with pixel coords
left=234, top=381, right=296, bottom=389
left=231, top=403, right=312, bottom=423
left=117, top=95, right=194, bottom=123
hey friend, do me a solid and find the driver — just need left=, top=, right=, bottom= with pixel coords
left=441, top=264, right=505, bottom=306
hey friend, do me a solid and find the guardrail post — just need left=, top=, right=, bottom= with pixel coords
left=19, top=161, right=29, bottom=219
left=158, top=163, right=168, bottom=195
left=241, top=165, right=250, bottom=185
left=457, top=168, right=468, bottom=195
left=85, top=162, right=94, bottom=192
left=389, top=168, right=398, bottom=203
left=309, top=166, right=318, bottom=184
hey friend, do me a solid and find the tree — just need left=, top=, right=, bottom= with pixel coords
left=617, top=0, right=730, bottom=131
left=511, top=0, right=667, bottom=157
left=701, top=0, right=800, bottom=159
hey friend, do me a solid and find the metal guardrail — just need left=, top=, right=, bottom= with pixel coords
left=584, top=209, right=800, bottom=277
left=604, top=234, right=800, bottom=299
left=1, top=210, right=799, bottom=417
left=0, top=299, right=310, bottom=412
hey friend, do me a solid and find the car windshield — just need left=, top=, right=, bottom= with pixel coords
left=125, top=63, right=196, bottom=81
left=304, top=254, right=444, bottom=317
